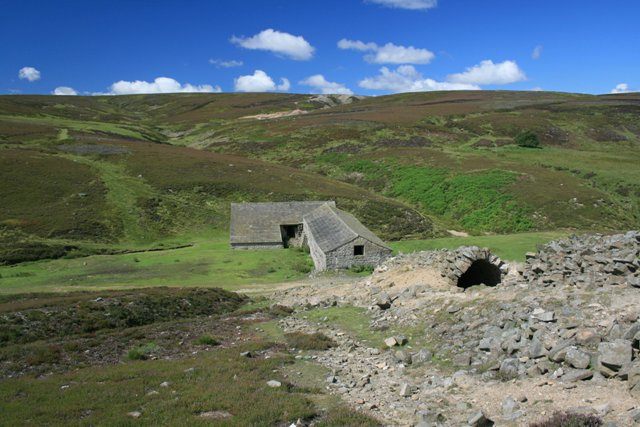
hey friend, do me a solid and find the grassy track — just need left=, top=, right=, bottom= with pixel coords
left=61, top=154, right=158, bottom=242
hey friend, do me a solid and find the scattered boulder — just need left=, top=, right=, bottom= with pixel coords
left=597, top=340, right=632, bottom=374
left=384, top=337, right=399, bottom=348
left=565, top=347, right=591, bottom=369
left=411, top=348, right=432, bottom=365
left=468, top=410, right=494, bottom=426
left=499, top=358, right=520, bottom=380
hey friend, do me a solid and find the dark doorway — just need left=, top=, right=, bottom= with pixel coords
left=456, top=259, right=501, bottom=289
left=280, top=224, right=301, bottom=248
left=354, top=245, right=364, bottom=256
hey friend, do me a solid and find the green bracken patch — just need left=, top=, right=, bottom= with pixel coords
left=391, top=166, right=534, bottom=233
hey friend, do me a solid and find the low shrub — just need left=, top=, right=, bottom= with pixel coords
left=292, top=259, right=313, bottom=274
left=269, top=304, right=294, bottom=317
left=25, top=344, right=63, bottom=366
left=349, top=264, right=374, bottom=274
left=195, top=335, right=219, bottom=346
left=127, top=342, right=159, bottom=360
left=530, top=411, right=603, bottom=427
left=516, top=129, right=541, bottom=148
left=285, top=332, right=336, bottom=351
left=0, top=287, right=247, bottom=345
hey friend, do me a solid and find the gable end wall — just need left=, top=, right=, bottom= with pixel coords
left=324, top=236, right=392, bottom=270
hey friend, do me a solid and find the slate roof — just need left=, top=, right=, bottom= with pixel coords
left=303, top=204, right=390, bottom=252
left=230, top=201, right=335, bottom=245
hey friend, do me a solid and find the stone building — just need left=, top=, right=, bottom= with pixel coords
left=230, top=201, right=335, bottom=249
left=303, top=204, right=392, bottom=270
left=230, top=201, right=391, bottom=270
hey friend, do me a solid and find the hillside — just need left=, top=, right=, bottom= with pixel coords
left=1, top=91, right=639, bottom=263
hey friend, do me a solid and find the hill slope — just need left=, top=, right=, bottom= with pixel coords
left=1, top=91, right=639, bottom=263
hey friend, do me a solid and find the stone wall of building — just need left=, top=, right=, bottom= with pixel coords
left=324, top=237, right=392, bottom=270
left=304, top=218, right=327, bottom=270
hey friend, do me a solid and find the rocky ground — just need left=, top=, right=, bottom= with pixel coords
left=274, top=231, right=640, bottom=426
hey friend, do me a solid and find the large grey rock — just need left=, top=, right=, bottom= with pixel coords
left=575, top=328, right=601, bottom=346
left=529, top=338, right=547, bottom=359
left=394, top=350, right=412, bottom=365
left=531, top=308, right=556, bottom=322
left=411, top=348, right=433, bottom=365
left=597, top=340, right=633, bottom=372
left=399, top=383, right=413, bottom=397
left=499, top=358, right=520, bottom=380
left=501, top=396, right=522, bottom=420
left=384, top=337, right=398, bottom=348
left=562, top=369, right=593, bottom=382
left=629, top=364, right=640, bottom=397
left=623, top=323, right=640, bottom=340
left=548, top=340, right=575, bottom=363
left=565, top=347, right=591, bottom=369
left=468, top=410, right=494, bottom=426
left=375, top=292, right=392, bottom=310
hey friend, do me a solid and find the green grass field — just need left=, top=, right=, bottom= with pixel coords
left=0, top=231, right=567, bottom=295
left=391, top=231, right=569, bottom=262
left=0, top=234, right=314, bottom=294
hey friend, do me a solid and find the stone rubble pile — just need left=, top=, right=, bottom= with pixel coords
left=277, top=232, right=640, bottom=425
left=522, top=231, right=640, bottom=288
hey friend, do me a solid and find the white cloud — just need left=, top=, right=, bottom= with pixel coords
left=610, top=83, right=636, bottom=94
left=209, top=59, right=243, bottom=68
left=277, top=78, right=291, bottom=91
left=234, top=70, right=290, bottom=92
left=52, top=86, right=77, bottom=95
left=104, top=77, right=220, bottom=95
left=338, top=39, right=434, bottom=64
left=337, top=39, right=377, bottom=51
left=231, top=29, right=314, bottom=61
left=447, top=60, right=526, bottom=85
left=367, top=0, right=437, bottom=10
left=300, top=74, right=353, bottom=95
left=19, top=66, right=41, bottom=82
left=369, top=43, right=434, bottom=64
left=359, top=65, right=479, bottom=93
left=531, top=45, right=543, bottom=60
left=530, top=86, right=544, bottom=92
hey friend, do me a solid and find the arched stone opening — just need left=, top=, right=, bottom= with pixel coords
left=457, top=259, right=502, bottom=289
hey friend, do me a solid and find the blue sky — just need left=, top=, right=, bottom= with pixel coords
left=2, top=0, right=639, bottom=96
